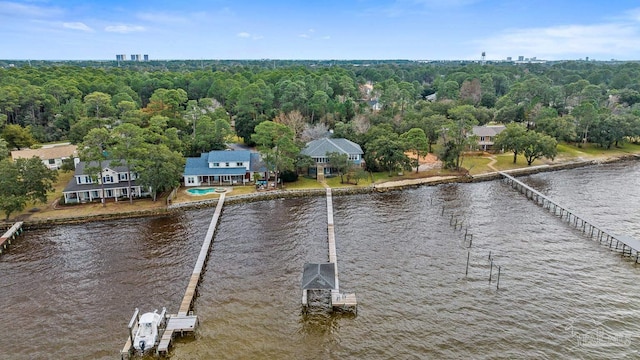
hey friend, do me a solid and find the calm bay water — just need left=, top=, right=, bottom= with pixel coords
left=2, top=162, right=640, bottom=359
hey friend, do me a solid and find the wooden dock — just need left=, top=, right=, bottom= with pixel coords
left=121, top=194, right=225, bottom=358
left=501, top=172, right=640, bottom=262
left=325, top=188, right=357, bottom=311
left=0, top=222, right=23, bottom=255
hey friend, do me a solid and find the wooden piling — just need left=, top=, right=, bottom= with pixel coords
left=465, top=251, right=470, bottom=276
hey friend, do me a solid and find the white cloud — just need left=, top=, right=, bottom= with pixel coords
left=105, top=24, right=145, bottom=33
left=625, top=7, right=640, bottom=22
left=63, top=22, right=93, bottom=32
left=237, top=32, right=263, bottom=40
left=298, top=33, right=310, bottom=38
left=322, top=35, right=331, bottom=40
left=479, top=22, right=640, bottom=59
left=0, top=1, right=62, bottom=18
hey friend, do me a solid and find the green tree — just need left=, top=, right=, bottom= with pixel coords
left=16, top=157, right=57, bottom=204
left=366, top=134, right=410, bottom=175
left=309, top=90, right=329, bottom=123
left=137, top=144, right=184, bottom=201
left=346, top=166, right=368, bottom=185
left=522, top=131, right=558, bottom=165
left=534, top=110, right=576, bottom=142
left=84, top=92, right=114, bottom=120
left=0, top=137, right=8, bottom=158
left=571, top=102, right=598, bottom=143
left=2, top=124, right=35, bottom=150
left=423, top=114, right=448, bottom=153
left=0, top=159, right=27, bottom=220
left=438, top=80, right=460, bottom=100
left=145, top=88, right=188, bottom=120
left=493, top=123, right=527, bottom=164
left=401, top=128, right=428, bottom=172
left=80, top=128, right=112, bottom=207
left=191, top=115, right=232, bottom=154
left=590, top=114, right=631, bottom=149
left=111, top=123, right=145, bottom=203
left=252, top=121, right=300, bottom=188
left=327, top=152, right=350, bottom=183
left=440, top=112, right=477, bottom=170
left=439, top=140, right=465, bottom=170
left=0, top=157, right=56, bottom=220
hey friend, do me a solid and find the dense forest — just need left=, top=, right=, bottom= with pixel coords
left=2, top=59, right=640, bottom=176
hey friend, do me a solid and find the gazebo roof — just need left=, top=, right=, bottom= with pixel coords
left=301, top=263, right=336, bottom=290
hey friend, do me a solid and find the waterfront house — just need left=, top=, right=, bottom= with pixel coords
left=11, top=143, right=77, bottom=170
left=62, top=160, right=146, bottom=204
left=183, top=150, right=266, bottom=187
left=300, top=137, right=364, bottom=178
left=471, top=125, right=506, bottom=151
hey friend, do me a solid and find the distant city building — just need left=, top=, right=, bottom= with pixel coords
left=506, top=57, right=512, bottom=61
left=131, top=54, right=141, bottom=61
left=116, top=54, right=126, bottom=61
left=518, top=56, right=524, bottom=61
left=144, top=54, right=149, bottom=61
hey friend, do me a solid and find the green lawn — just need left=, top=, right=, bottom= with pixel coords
left=459, top=155, right=492, bottom=175
left=494, top=153, right=534, bottom=169
left=558, top=142, right=640, bottom=157
left=284, top=176, right=325, bottom=189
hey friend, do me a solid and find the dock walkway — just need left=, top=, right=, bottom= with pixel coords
left=0, top=222, right=23, bottom=255
left=157, top=192, right=225, bottom=355
left=121, top=194, right=225, bottom=359
left=500, top=172, right=640, bottom=262
left=325, top=188, right=357, bottom=310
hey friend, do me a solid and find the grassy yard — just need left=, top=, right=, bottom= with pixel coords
left=8, top=139, right=640, bottom=222
left=5, top=169, right=170, bottom=221
left=459, top=155, right=492, bottom=175
left=283, top=176, right=325, bottom=189
left=558, top=142, right=640, bottom=157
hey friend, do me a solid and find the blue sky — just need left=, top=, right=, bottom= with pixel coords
left=1, top=0, right=640, bottom=61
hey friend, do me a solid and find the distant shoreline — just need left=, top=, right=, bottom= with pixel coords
left=8, top=154, right=638, bottom=230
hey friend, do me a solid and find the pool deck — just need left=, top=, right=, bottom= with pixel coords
left=185, top=187, right=230, bottom=196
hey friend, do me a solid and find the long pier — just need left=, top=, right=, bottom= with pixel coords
left=500, top=172, right=640, bottom=262
left=0, top=222, right=23, bottom=255
left=121, top=194, right=225, bottom=358
left=325, top=189, right=357, bottom=310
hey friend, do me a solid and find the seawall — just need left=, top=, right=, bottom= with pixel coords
left=7, top=155, right=638, bottom=229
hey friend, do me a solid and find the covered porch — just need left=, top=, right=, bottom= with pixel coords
left=63, top=185, right=144, bottom=204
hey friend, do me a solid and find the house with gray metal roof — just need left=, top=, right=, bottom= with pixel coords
left=300, top=138, right=364, bottom=178
left=62, top=160, right=147, bottom=204
left=183, top=150, right=266, bottom=187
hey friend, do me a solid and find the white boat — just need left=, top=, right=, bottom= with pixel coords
left=133, top=310, right=162, bottom=353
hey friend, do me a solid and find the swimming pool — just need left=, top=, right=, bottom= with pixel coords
left=186, top=187, right=225, bottom=195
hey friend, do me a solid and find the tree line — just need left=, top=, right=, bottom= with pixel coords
left=2, top=60, right=640, bottom=201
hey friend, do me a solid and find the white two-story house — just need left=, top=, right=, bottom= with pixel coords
left=62, top=160, right=147, bottom=204
left=183, top=150, right=266, bottom=187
